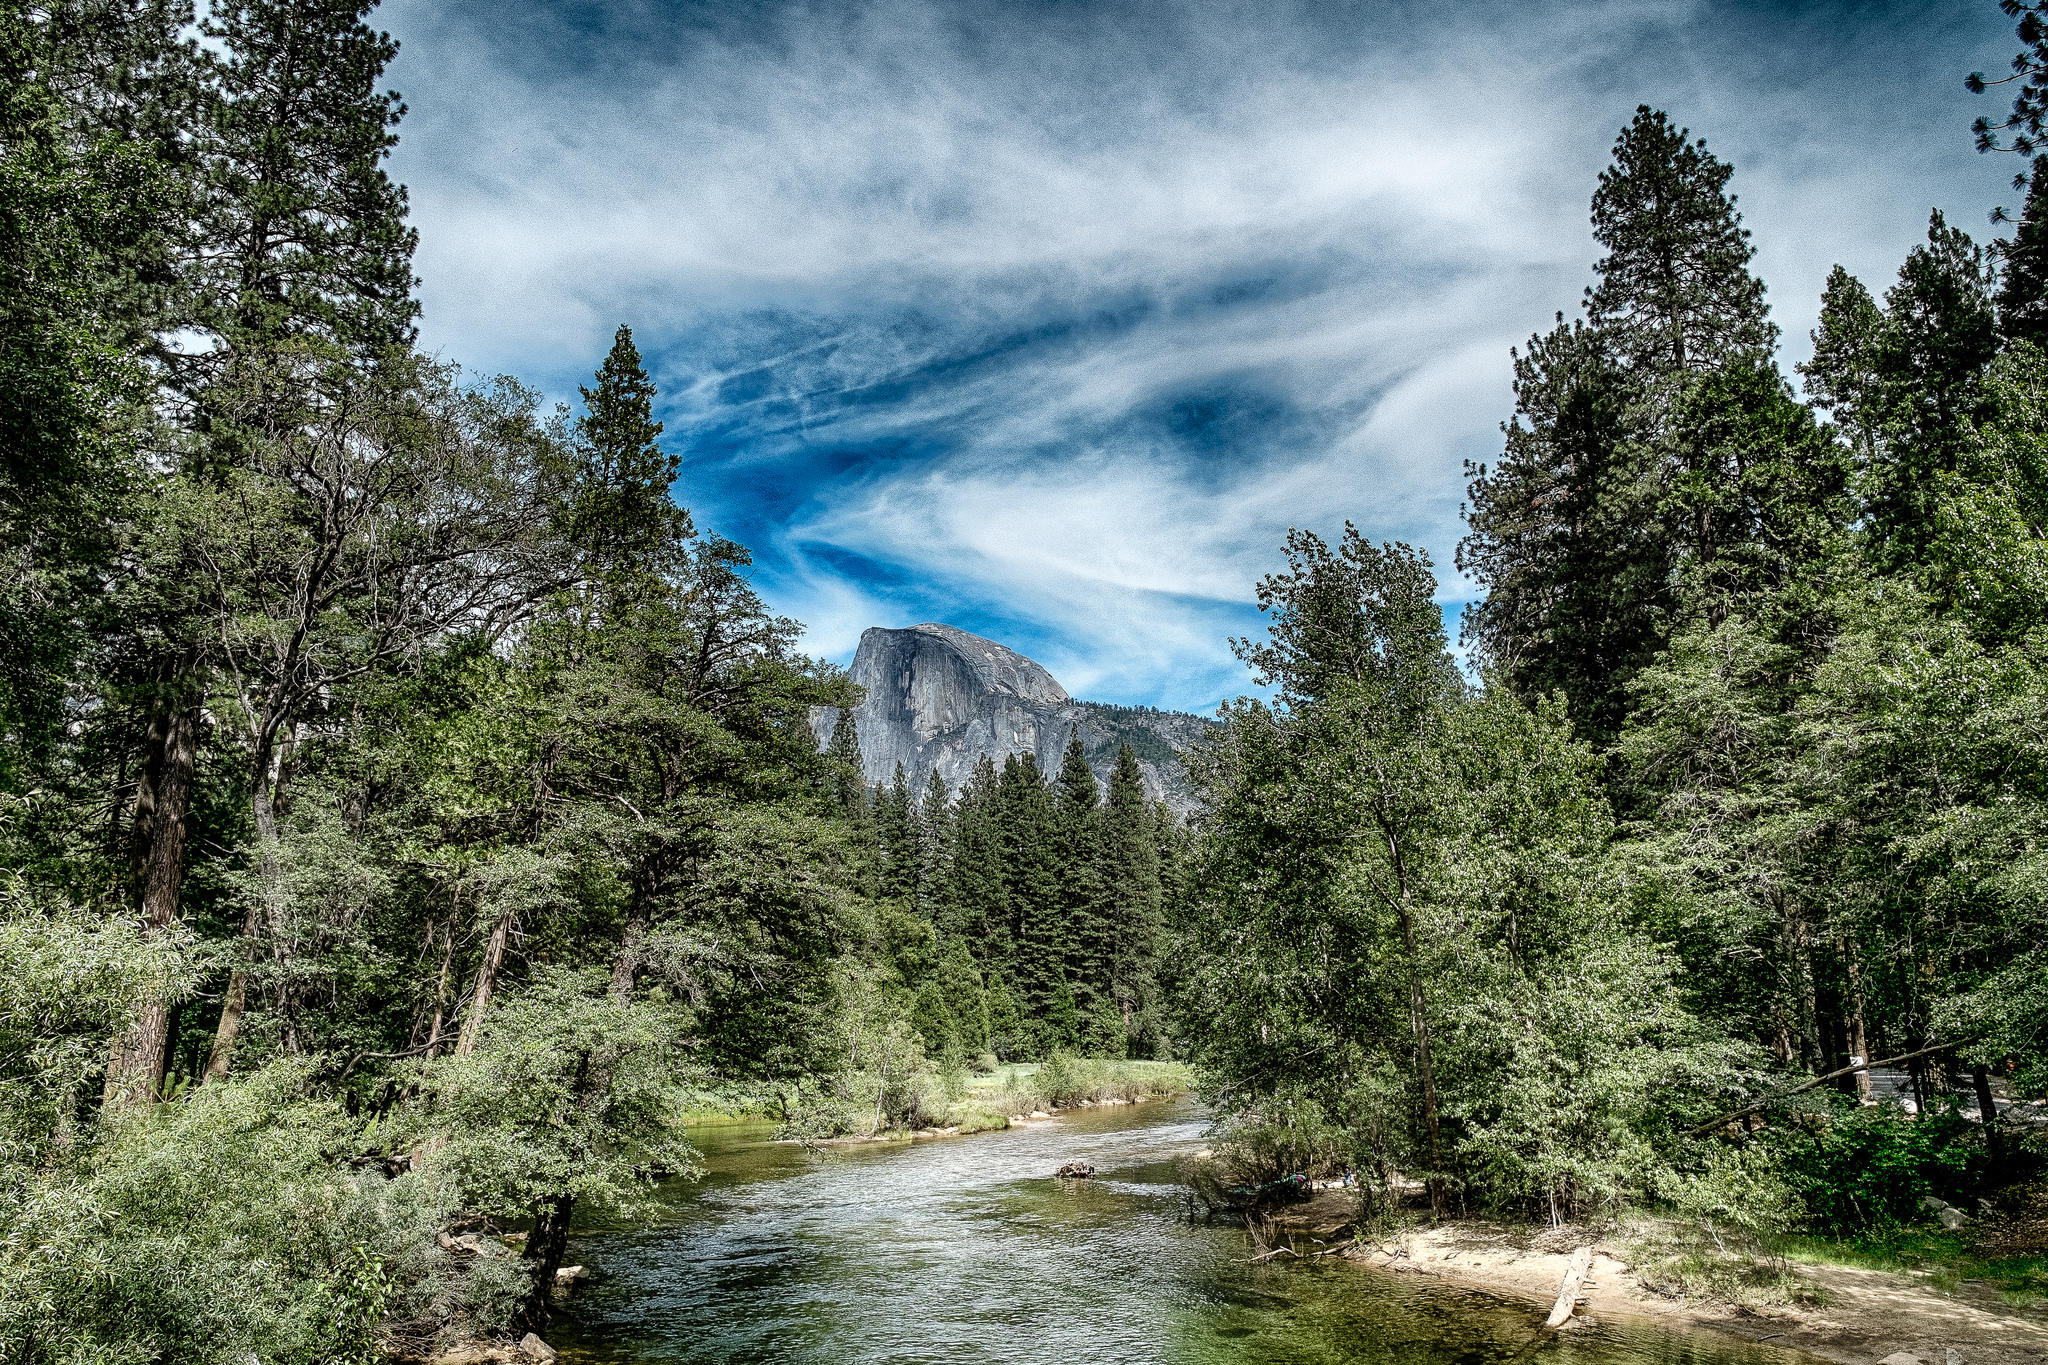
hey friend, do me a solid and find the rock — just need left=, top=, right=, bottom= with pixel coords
left=1877, top=1354, right=1925, bottom=1365
left=518, top=1333, right=557, bottom=1363
left=809, top=624, right=1213, bottom=815
left=1946, top=1349, right=1964, bottom=1365
left=1938, top=1206, right=1969, bottom=1230
left=1029, top=1110, right=1050, bottom=1119
left=1920, top=1196, right=1950, bottom=1214
left=554, top=1265, right=591, bottom=1286
left=1055, top=1162, right=1096, bottom=1179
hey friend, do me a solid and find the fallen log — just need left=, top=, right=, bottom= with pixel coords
left=1686, top=1040, right=1968, bottom=1136
left=1544, top=1246, right=1592, bottom=1329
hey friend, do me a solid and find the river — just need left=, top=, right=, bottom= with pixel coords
left=549, top=1099, right=1807, bottom=1365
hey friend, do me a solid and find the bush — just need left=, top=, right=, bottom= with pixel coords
left=1778, top=1099, right=1985, bottom=1232
left=0, top=1062, right=485, bottom=1365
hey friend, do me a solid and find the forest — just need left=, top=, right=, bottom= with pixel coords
left=4, top=0, right=2047, bottom=1359
left=1175, top=34, right=2048, bottom=1267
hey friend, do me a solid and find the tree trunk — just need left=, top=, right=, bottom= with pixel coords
left=522, top=1193, right=576, bottom=1327
left=1388, top=855, right=1445, bottom=1212
left=104, top=696, right=199, bottom=1110
left=608, top=913, right=647, bottom=1004
left=456, top=909, right=513, bottom=1058
left=204, top=732, right=294, bottom=1081
left=1972, top=1064, right=2003, bottom=1163
left=1845, top=955, right=1875, bottom=1105
left=424, top=910, right=457, bottom=1054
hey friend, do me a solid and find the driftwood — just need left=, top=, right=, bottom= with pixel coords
left=1686, top=1040, right=1967, bottom=1136
left=1544, top=1246, right=1592, bottom=1329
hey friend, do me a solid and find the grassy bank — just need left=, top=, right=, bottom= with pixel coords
left=933, top=1056, right=1194, bottom=1136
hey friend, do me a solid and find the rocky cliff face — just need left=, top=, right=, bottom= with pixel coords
left=812, top=623, right=1212, bottom=814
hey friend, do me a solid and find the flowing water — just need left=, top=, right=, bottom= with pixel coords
left=550, top=1099, right=1806, bottom=1365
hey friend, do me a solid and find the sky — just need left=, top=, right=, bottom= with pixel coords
left=379, top=0, right=2022, bottom=713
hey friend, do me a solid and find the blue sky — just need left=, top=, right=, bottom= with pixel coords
left=381, top=0, right=2019, bottom=713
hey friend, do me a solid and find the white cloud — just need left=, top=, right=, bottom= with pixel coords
left=381, top=0, right=2021, bottom=709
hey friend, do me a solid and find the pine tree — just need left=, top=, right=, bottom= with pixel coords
left=932, top=934, right=990, bottom=1056
left=570, top=325, right=691, bottom=578
left=193, top=0, right=418, bottom=365
left=943, top=755, right=1006, bottom=948
left=876, top=763, right=916, bottom=902
left=997, top=753, right=1062, bottom=1042
left=916, top=767, right=951, bottom=917
left=1462, top=108, right=1842, bottom=736
left=1800, top=266, right=1888, bottom=463
left=1995, top=156, right=2048, bottom=348
left=826, top=709, right=865, bottom=813
left=1586, top=106, right=1775, bottom=375
left=1043, top=972, right=1081, bottom=1055
left=1663, top=358, right=1850, bottom=624
left=1863, top=212, right=2000, bottom=564
left=1458, top=317, right=1662, bottom=737
left=1099, top=743, right=1162, bottom=1052
left=1052, top=733, right=1106, bottom=1014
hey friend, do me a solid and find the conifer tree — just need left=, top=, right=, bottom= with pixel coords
left=997, top=753, right=1061, bottom=1042
left=943, top=755, right=1006, bottom=949
left=569, top=325, right=690, bottom=578
left=1995, top=156, right=2048, bottom=348
left=931, top=935, right=989, bottom=1056
left=193, top=0, right=419, bottom=365
left=1462, top=107, right=1844, bottom=735
left=827, top=710, right=864, bottom=813
left=1043, top=973, right=1081, bottom=1054
left=1587, top=106, right=1775, bottom=375
left=1459, top=318, right=1662, bottom=736
left=1099, top=744, right=1163, bottom=1051
left=1800, top=266, right=1888, bottom=462
left=1863, top=212, right=2000, bottom=564
left=876, top=763, right=916, bottom=902
left=915, top=767, right=951, bottom=917
left=1052, top=734, right=1106, bottom=1012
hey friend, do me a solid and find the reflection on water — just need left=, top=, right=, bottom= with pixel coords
left=550, top=1100, right=1806, bottom=1365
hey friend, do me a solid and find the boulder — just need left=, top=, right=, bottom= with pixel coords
left=554, top=1265, right=591, bottom=1287
left=1055, top=1162, right=1096, bottom=1179
left=518, top=1333, right=557, bottom=1363
left=1877, top=1354, right=1925, bottom=1365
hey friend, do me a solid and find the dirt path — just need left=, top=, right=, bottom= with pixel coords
left=1268, top=1195, right=2048, bottom=1365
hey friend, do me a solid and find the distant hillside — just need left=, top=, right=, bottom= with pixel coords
left=811, top=623, right=1213, bottom=814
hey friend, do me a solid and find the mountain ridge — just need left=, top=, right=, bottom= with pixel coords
left=812, top=623, right=1211, bottom=814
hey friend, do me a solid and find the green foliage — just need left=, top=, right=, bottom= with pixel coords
left=1179, top=525, right=1742, bottom=1219
left=1776, top=1101, right=1984, bottom=1233
left=415, top=970, right=701, bottom=1228
left=0, top=1064, right=460, bottom=1365
left=0, top=874, right=193, bottom=1159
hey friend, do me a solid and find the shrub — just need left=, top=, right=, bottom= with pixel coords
left=1778, top=1098, right=1984, bottom=1232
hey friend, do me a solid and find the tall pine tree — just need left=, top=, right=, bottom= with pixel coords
left=1099, top=743, right=1163, bottom=1055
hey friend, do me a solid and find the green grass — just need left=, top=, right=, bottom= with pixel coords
left=960, top=1057, right=1193, bottom=1112
left=1618, top=1216, right=2048, bottom=1314
left=1779, top=1226, right=2048, bottom=1308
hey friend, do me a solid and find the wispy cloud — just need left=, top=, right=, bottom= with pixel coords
left=383, top=0, right=2017, bottom=711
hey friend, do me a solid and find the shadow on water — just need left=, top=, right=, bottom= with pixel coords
left=549, top=1100, right=1810, bottom=1365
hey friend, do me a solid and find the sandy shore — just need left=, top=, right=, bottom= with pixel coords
left=1265, top=1192, right=2048, bottom=1365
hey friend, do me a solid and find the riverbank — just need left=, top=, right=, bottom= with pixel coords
left=1264, top=1192, right=2048, bottom=1365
